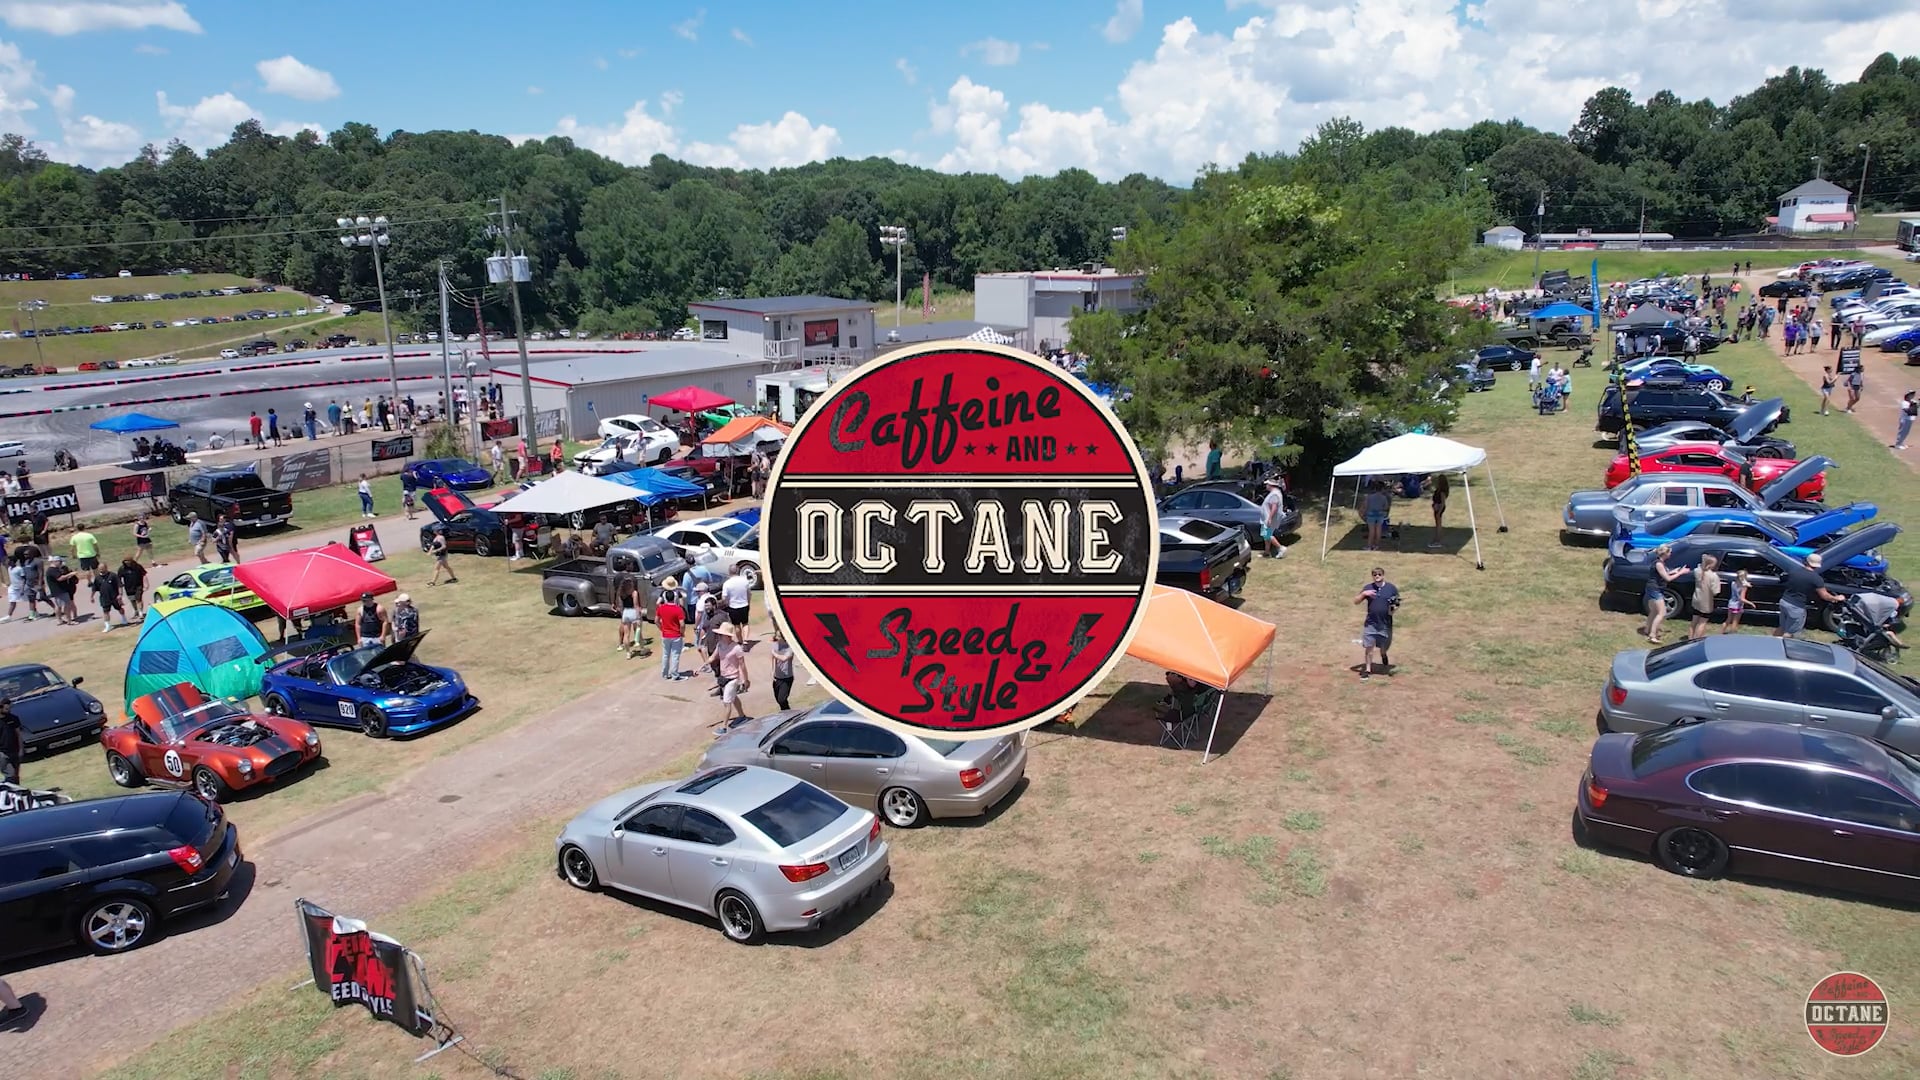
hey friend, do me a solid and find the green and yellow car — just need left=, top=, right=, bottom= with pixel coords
left=697, top=403, right=756, bottom=429
left=152, top=563, right=267, bottom=613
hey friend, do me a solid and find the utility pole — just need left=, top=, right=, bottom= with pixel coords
left=336, top=216, right=402, bottom=417
left=437, top=261, right=457, bottom=447
left=16, top=300, right=46, bottom=368
left=492, top=195, right=537, bottom=456
left=1637, top=196, right=1646, bottom=250
left=1856, top=143, right=1871, bottom=232
left=1532, top=191, right=1547, bottom=281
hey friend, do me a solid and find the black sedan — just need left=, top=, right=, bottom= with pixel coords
left=1157, top=480, right=1301, bottom=542
left=0, top=664, right=107, bottom=754
left=1473, top=344, right=1537, bottom=372
left=1601, top=524, right=1907, bottom=631
left=1758, top=280, right=1813, bottom=299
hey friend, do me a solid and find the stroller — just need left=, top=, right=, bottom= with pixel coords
left=1533, top=382, right=1563, bottom=415
left=1834, top=592, right=1905, bottom=665
left=1571, top=346, right=1594, bottom=368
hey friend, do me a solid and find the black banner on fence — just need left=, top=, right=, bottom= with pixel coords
left=98, top=472, right=165, bottom=506
left=480, top=417, right=518, bottom=440
left=6, top=485, right=78, bottom=522
left=271, top=449, right=334, bottom=493
left=296, top=899, right=435, bottom=1037
left=370, top=436, right=414, bottom=462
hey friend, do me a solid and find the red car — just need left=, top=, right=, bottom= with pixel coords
left=101, top=683, right=322, bottom=803
left=1603, top=443, right=1824, bottom=500
left=1574, top=720, right=1920, bottom=903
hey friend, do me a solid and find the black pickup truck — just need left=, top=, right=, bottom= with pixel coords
left=1156, top=516, right=1254, bottom=600
left=167, top=469, right=294, bottom=529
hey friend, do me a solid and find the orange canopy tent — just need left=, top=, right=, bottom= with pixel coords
left=1124, top=585, right=1277, bottom=762
left=702, top=415, right=789, bottom=446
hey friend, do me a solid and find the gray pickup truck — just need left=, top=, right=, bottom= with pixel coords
left=540, top=534, right=689, bottom=616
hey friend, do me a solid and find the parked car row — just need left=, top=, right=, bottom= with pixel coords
left=88, top=284, right=281, bottom=304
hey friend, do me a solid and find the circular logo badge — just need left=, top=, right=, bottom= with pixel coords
left=1806, top=971, right=1888, bottom=1056
left=163, top=748, right=185, bottom=778
left=761, top=341, right=1159, bottom=739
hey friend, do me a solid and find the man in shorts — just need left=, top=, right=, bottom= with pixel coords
left=1353, top=567, right=1401, bottom=680
left=1259, top=479, right=1288, bottom=558
left=721, top=562, right=753, bottom=630
left=69, top=527, right=99, bottom=573
left=1774, top=554, right=1843, bottom=640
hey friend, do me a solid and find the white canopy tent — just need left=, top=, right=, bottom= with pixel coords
left=1320, top=433, right=1508, bottom=570
left=489, top=469, right=650, bottom=517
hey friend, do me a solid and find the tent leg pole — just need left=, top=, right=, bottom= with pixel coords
left=1320, top=476, right=1336, bottom=562
left=1201, top=693, right=1226, bottom=765
left=1265, top=641, right=1273, bottom=694
left=1485, top=461, right=1509, bottom=533
left=1464, top=474, right=1484, bottom=571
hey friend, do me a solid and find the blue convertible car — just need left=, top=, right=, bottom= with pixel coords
left=258, top=633, right=479, bottom=738
left=1607, top=503, right=1885, bottom=572
left=401, top=458, right=493, bottom=491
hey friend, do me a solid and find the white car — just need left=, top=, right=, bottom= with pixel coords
left=123, top=358, right=157, bottom=368
left=672, top=327, right=697, bottom=341
left=142, top=292, right=162, bottom=301
left=117, top=270, right=132, bottom=278
left=558, top=329, right=572, bottom=338
left=90, top=294, right=113, bottom=303
left=0, top=330, right=13, bottom=340
left=651, top=517, right=763, bottom=586
left=529, top=331, right=547, bottom=341
left=154, top=355, right=180, bottom=366
left=594, top=413, right=679, bottom=462
left=219, top=348, right=241, bottom=359
left=574, top=432, right=666, bottom=470
left=0, top=440, right=25, bottom=459
left=109, top=322, right=129, bottom=332
left=171, top=319, right=190, bottom=327
left=1863, top=321, right=1920, bottom=346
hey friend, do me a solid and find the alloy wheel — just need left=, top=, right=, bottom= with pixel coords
left=86, top=900, right=151, bottom=952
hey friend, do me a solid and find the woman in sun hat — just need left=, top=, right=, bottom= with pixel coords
left=714, top=622, right=751, bottom=721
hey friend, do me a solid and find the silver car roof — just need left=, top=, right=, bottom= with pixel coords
left=662, top=764, right=808, bottom=817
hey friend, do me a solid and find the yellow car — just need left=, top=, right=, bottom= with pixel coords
left=152, top=563, right=267, bottom=613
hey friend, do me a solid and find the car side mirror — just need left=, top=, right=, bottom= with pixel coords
left=1883, top=705, right=1904, bottom=723
left=70, top=675, right=84, bottom=687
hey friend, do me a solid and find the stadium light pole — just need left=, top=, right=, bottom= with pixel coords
left=16, top=299, right=46, bottom=368
left=1856, top=143, right=1871, bottom=232
left=1810, top=155, right=1822, bottom=180
left=879, top=225, right=908, bottom=328
left=336, top=215, right=402, bottom=416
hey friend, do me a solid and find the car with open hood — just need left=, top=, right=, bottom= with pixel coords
left=1561, top=456, right=1834, bottom=539
left=258, top=631, right=479, bottom=739
left=1600, top=521, right=1907, bottom=630
left=1607, top=502, right=1885, bottom=572
left=101, top=683, right=322, bottom=803
left=418, top=486, right=550, bottom=558
left=401, top=458, right=493, bottom=491
left=1601, top=443, right=1825, bottom=501
left=1623, top=399, right=1794, bottom=459
left=0, top=664, right=107, bottom=755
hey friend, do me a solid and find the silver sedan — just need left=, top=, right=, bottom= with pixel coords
left=556, top=765, right=890, bottom=944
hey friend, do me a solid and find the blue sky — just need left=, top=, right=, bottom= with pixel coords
left=0, top=1, right=1910, bottom=180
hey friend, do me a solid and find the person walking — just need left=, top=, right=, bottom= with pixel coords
left=354, top=592, right=388, bottom=647
left=1529, top=352, right=1543, bottom=389
left=267, top=406, right=282, bottom=446
left=1642, top=545, right=1687, bottom=646
left=714, top=623, right=751, bottom=722
left=0, top=974, right=23, bottom=1027
left=118, top=555, right=146, bottom=622
left=0, top=695, right=22, bottom=784
left=213, top=514, right=234, bottom=564
left=1895, top=391, right=1917, bottom=451
left=1204, top=439, right=1222, bottom=481
left=1259, top=479, right=1288, bottom=558
left=89, top=565, right=130, bottom=632
left=1775, top=554, right=1844, bottom=640
left=1427, top=473, right=1450, bottom=550
left=721, top=561, right=753, bottom=631
left=428, top=529, right=456, bottom=585
left=45, top=555, right=78, bottom=625
left=391, top=592, right=420, bottom=640
left=656, top=583, right=688, bottom=680
left=489, top=440, right=504, bottom=479
left=132, top=512, right=153, bottom=565
left=615, top=574, right=646, bottom=656
left=769, top=629, right=795, bottom=711
left=1353, top=567, right=1400, bottom=681
left=1688, top=554, right=1721, bottom=641
left=1362, top=480, right=1392, bottom=552
left=1721, top=570, right=1750, bottom=634
left=3, top=552, right=38, bottom=623
left=69, top=525, right=99, bottom=574
left=1819, top=367, right=1836, bottom=415
left=1809, top=318, right=1823, bottom=350
left=693, top=586, right=724, bottom=685
left=357, top=474, right=374, bottom=518
left=401, top=483, right=417, bottom=521
left=1842, top=348, right=1864, bottom=412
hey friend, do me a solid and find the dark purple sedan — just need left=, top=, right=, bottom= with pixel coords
left=1574, top=720, right=1920, bottom=902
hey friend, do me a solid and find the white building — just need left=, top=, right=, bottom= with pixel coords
left=686, top=296, right=875, bottom=368
left=488, top=345, right=770, bottom=440
left=973, top=267, right=1146, bottom=352
left=1772, top=179, right=1854, bottom=233
left=1481, top=225, right=1524, bottom=250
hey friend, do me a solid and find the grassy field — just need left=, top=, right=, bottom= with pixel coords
left=89, top=333, right=1920, bottom=1078
left=1450, top=248, right=1910, bottom=294
left=0, top=273, right=266, bottom=307
left=0, top=276, right=326, bottom=369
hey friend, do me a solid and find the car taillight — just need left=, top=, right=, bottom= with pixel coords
left=780, top=861, right=830, bottom=883
left=959, top=767, right=987, bottom=790
left=167, top=845, right=205, bottom=874
left=1607, top=684, right=1628, bottom=707
left=868, top=817, right=882, bottom=843
left=1586, top=776, right=1610, bottom=809
left=1198, top=568, right=1211, bottom=592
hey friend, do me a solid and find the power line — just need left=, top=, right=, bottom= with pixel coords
left=0, top=197, right=493, bottom=236
left=0, top=211, right=487, bottom=256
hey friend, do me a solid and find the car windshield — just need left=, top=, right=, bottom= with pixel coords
left=1849, top=653, right=1920, bottom=712
left=636, top=417, right=667, bottom=434
left=0, top=666, right=63, bottom=697
left=326, top=644, right=389, bottom=684
left=742, top=781, right=850, bottom=848
left=157, top=697, right=245, bottom=743
left=710, top=522, right=750, bottom=547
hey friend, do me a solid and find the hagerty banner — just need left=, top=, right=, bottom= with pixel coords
left=296, top=899, right=434, bottom=1037
left=5, top=485, right=79, bottom=523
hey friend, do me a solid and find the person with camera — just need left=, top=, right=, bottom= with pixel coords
left=1353, top=566, right=1402, bottom=680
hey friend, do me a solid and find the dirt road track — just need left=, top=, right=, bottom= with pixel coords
left=2, top=672, right=715, bottom=1078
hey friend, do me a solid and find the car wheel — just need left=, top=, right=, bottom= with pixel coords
left=79, top=896, right=157, bottom=955
left=741, top=563, right=761, bottom=590
left=569, top=510, right=588, bottom=530
left=1654, top=826, right=1728, bottom=879
left=1752, top=445, right=1784, bottom=459
left=359, top=704, right=389, bottom=738
left=880, top=786, right=928, bottom=828
left=474, top=535, right=493, bottom=558
left=714, top=889, right=766, bottom=945
left=1570, top=809, right=1595, bottom=849
left=1655, top=587, right=1686, bottom=619
left=106, top=750, right=144, bottom=788
left=169, top=505, right=187, bottom=525
left=558, top=845, right=599, bottom=890
left=192, top=766, right=230, bottom=803
left=1704, top=378, right=1727, bottom=392
left=262, top=693, right=291, bottom=717
left=557, top=593, right=583, bottom=616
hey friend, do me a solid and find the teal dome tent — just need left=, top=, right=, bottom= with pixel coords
left=122, top=597, right=271, bottom=713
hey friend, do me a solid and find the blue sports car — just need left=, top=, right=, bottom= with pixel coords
left=258, top=633, right=479, bottom=738
left=1608, top=502, right=1885, bottom=572
left=401, top=458, right=493, bottom=491
left=1875, top=325, right=1920, bottom=352
left=1618, top=357, right=1732, bottom=391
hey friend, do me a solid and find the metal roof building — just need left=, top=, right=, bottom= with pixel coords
left=488, top=344, right=771, bottom=439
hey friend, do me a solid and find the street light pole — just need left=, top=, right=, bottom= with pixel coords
left=879, top=225, right=908, bottom=328
left=336, top=215, right=402, bottom=418
left=1856, top=143, right=1871, bottom=232
left=490, top=195, right=537, bottom=455
left=1532, top=192, right=1546, bottom=281
left=1810, top=156, right=1822, bottom=180
left=16, top=300, right=46, bottom=368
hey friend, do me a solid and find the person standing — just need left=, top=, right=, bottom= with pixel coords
left=3, top=553, right=30, bottom=623
left=213, top=514, right=233, bottom=564
left=1688, top=554, right=1721, bottom=641
left=89, top=566, right=130, bottom=632
left=391, top=592, right=420, bottom=640
left=1259, top=479, right=1288, bottom=558
left=1895, top=391, right=1917, bottom=452
left=357, top=474, right=374, bottom=518
left=1721, top=570, right=1750, bottom=634
left=0, top=695, right=21, bottom=784
left=489, top=440, right=504, bottom=480
left=1643, top=545, right=1687, bottom=646
left=721, top=562, right=753, bottom=631
left=769, top=629, right=795, bottom=711
left=1841, top=348, right=1864, bottom=412
left=354, top=592, right=388, bottom=647
left=1362, top=480, right=1391, bottom=552
left=303, top=402, right=318, bottom=442
left=267, top=406, right=282, bottom=446
left=19, top=547, right=46, bottom=622
left=1809, top=318, right=1823, bottom=350
left=1353, top=567, right=1400, bottom=681
left=428, top=529, right=456, bottom=585
left=656, top=584, right=688, bottom=680
left=1819, top=367, right=1836, bottom=415
left=549, top=439, right=565, bottom=474
left=326, top=399, right=342, bottom=434
left=1775, top=554, right=1844, bottom=640
left=69, top=525, right=99, bottom=575
left=616, top=574, right=644, bottom=656
left=714, top=623, right=751, bottom=722
left=118, top=555, right=146, bottom=622
left=249, top=410, right=264, bottom=449
left=1204, top=439, right=1222, bottom=481
left=132, top=512, right=153, bottom=565
left=45, top=555, right=78, bottom=625
left=1428, top=473, right=1450, bottom=550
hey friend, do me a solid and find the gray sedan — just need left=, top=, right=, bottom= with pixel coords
left=1158, top=480, right=1301, bottom=541
left=1561, top=456, right=1833, bottom=538
left=556, top=764, right=890, bottom=944
left=699, top=701, right=1026, bottom=827
left=1597, top=635, right=1920, bottom=754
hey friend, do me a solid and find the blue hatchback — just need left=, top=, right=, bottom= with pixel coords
left=1608, top=503, right=1885, bottom=572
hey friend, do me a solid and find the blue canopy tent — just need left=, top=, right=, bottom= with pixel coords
left=123, top=597, right=271, bottom=713
left=1527, top=301, right=1595, bottom=320
left=89, top=412, right=180, bottom=434
left=601, top=468, right=703, bottom=506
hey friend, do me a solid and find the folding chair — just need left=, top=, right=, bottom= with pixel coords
left=1157, top=706, right=1195, bottom=749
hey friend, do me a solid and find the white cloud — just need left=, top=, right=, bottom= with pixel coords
left=660, top=90, right=682, bottom=115
left=529, top=100, right=838, bottom=170
left=255, top=55, right=340, bottom=102
left=155, top=89, right=256, bottom=149
left=267, top=119, right=323, bottom=139
left=0, top=1, right=200, bottom=35
left=45, top=79, right=68, bottom=111
left=673, top=9, right=704, bottom=41
left=730, top=27, right=752, bottom=46
left=548, top=99, right=681, bottom=162
left=1103, top=0, right=1143, bottom=43
left=593, top=55, right=607, bottom=70
left=961, top=37, right=1021, bottom=66
left=527, top=85, right=542, bottom=96
left=895, top=57, right=916, bottom=85
left=132, top=41, right=165, bottom=54
left=39, top=83, right=143, bottom=167
left=0, top=37, right=40, bottom=133
left=617, top=47, right=640, bottom=59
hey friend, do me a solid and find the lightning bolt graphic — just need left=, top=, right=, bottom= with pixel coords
left=1062, top=613, right=1103, bottom=670
left=815, top=613, right=857, bottom=670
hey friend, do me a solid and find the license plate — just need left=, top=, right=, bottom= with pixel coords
left=47, top=734, right=83, bottom=749
left=837, top=843, right=866, bottom=872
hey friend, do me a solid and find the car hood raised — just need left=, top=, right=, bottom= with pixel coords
left=1793, top=502, right=1879, bottom=545
left=1728, top=398, right=1786, bottom=444
left=1760, top=455, right=1835, bottom=507
left=1816, top=521, right=1900, bottom=571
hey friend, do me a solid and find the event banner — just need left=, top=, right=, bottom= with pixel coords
left=5, top=485, right=79, bottom=522
left=481, top=417, right=518, bottom=440
left=370, top=436, right=414, bottom=462
left=271, top=449, right=334, bottom=493
left=348, top=523, right=386, bottom=562
left=296, top=899, right=435, bottom=1037
left=535, top=409, right=564, bottom=439
left=98, top=472, right=165, bottom=506
left=803, top=318, right=840, bottom=347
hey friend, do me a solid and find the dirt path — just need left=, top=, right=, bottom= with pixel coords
left=3, top=668, right=717, bottom=1078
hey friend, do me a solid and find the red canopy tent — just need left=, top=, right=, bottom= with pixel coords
left=650, top=386, right=735, bottom=413
left=231, top=543, right=397, bottom=619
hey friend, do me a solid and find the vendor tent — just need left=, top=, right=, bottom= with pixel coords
left=1614, top=305, right=1684, bottom=330
left=1528, top=301, right=1595, bottom=320
left=967, top=326, right=1016, bottom=345
left=1123, top=585, right=1277, bottom=763
left=123, top=597, right=271, bottom=712
left=490, top=469, right=664, bottom=518
left=89, top=412, right=180, bottom=434
left=232, top=543, right=397, bottom=620
left=1322, top=433, right=1508, bottom=569
left=601, top=467, right=705, bottom=507
left=702, top=415, right=789, bottom=455
left=650, top=386, right=735, bottom=413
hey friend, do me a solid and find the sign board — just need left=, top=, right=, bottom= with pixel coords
left=803, top=319, right=840, bottom=347
left=369, top=436, right=414, bottom=462
left=295, top=899, right=435, bottom=1037
left=5, top=485, right=79, bottom=523
left=481, top=417, right=518, bottom=441
left=535, top=409, right=564, bottom=439
left=348, top=523, right=386, bottom=562
left=99, top=472, right=166, bottom=506
left=760, top=341, right=1158, bottom=739
left=270, top=449, right=334, bottom=493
